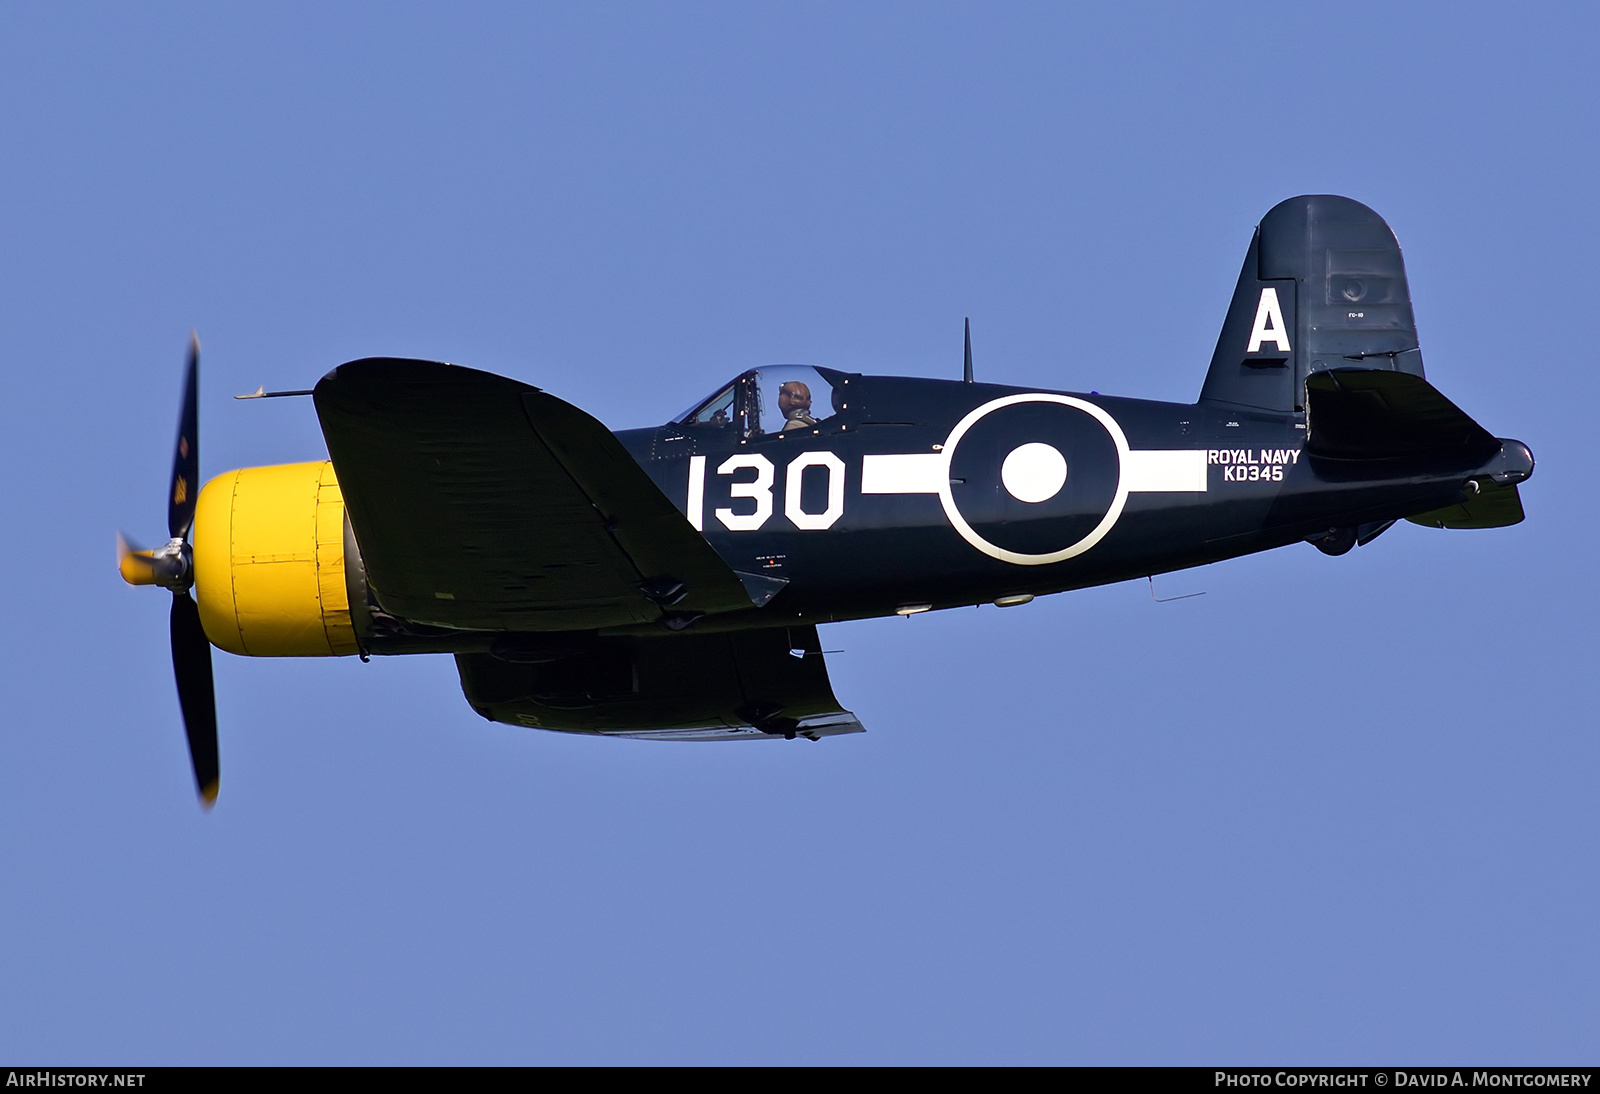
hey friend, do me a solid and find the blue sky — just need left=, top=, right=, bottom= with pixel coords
left=1, top=2, right=1595, bottom=1064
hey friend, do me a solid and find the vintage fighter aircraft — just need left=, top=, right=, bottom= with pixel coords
left=120, top=195, right=1533, bottom=805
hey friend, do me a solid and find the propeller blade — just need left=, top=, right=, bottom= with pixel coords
left=117, top=531, right=159, bottom=586
left=170, top=591, right=219, bottom=806
left=168, top=333, right=200, bottom=540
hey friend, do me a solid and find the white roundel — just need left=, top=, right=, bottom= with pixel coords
left=937, top=393, right=1131, bottom=566
left=1000, top=442, right=1068, bottom=503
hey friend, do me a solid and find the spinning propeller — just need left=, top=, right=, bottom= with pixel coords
left=118, top=334, right=219, bottom=807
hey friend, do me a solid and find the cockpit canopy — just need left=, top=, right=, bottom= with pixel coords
left=675, top=366, right=842, bottom=438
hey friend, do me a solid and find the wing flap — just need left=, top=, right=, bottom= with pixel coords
left=520, top=390, right=751, bottom=616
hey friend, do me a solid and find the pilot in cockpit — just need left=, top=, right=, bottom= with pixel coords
left=778, top=381, right=817, bottom=431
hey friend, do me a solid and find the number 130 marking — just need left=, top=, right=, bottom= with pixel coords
left=686, top=452, right=845, bottom=532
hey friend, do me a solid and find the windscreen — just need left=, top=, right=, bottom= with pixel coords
left=675, top=382, right=736, bottom=430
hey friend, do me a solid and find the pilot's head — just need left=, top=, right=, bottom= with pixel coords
left=778, top=381, right=813, bottom=418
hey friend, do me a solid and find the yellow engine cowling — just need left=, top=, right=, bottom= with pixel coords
left=192, top=460, right=360, bottom=656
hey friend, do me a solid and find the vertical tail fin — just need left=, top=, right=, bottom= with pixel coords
left=1200, top=195, right=1425, bottom=412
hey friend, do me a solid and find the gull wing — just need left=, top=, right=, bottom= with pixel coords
left=314, top=357, right=751, bottom=631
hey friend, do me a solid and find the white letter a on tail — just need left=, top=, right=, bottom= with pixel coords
left=1246, top=286, right=1292, bottom=353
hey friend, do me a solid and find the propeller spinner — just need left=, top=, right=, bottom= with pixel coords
left=119, top=334, right=219, bottom=807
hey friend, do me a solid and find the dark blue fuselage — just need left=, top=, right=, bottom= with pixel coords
left=614, top=370, right=1484, bottom=628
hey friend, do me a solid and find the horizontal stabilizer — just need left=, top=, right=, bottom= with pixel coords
left=1407, top=481, right=1525, bottom=529
left=1305, top=369, right=1499, bottom=462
